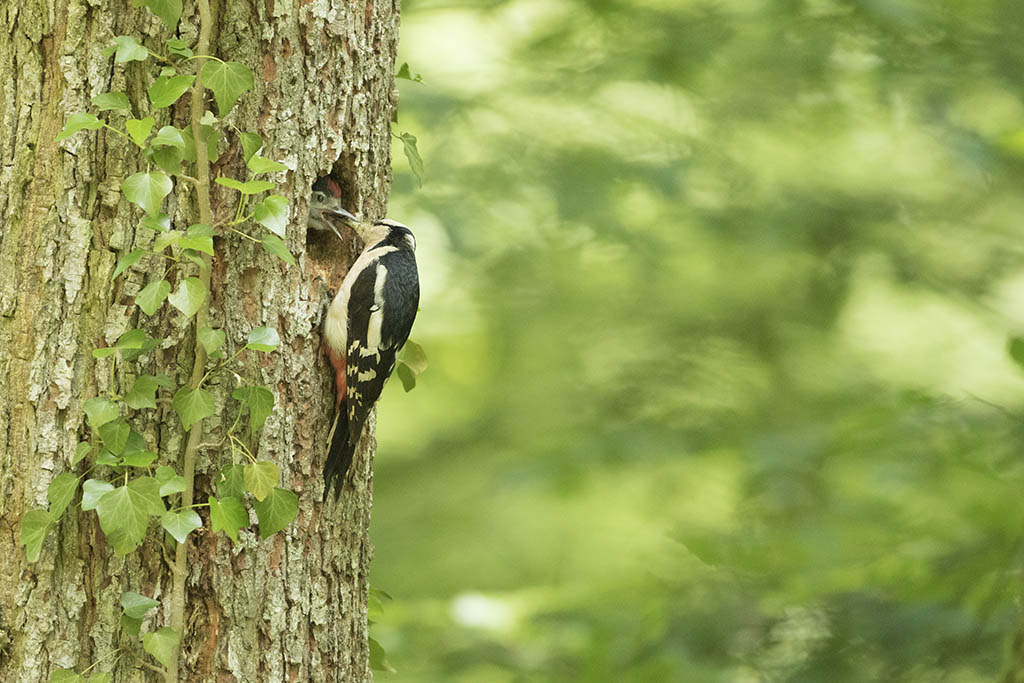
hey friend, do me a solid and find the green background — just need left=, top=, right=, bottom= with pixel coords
left=373, top=0, right=1024, bottom=679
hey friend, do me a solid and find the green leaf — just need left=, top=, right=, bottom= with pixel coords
left=133, top=0, right=182, bottom=28
left=233, top=385, right=275, bottom=432
left=21, top=509, right=53, bottom=562
left=153, top=145, right=183, bottom=175
left=153, top=230, right=182, bottom=253
left=369, top=636, right=397, bottom=673
left=400, top=339, right=428, bottom=373
left=246, top=155, right=288, bottom=174
left=253, top=487, right=298, bottom=538
left=152, top=125, right=185, bottom=148
left=244, top=461, right=279, bottom=502
left=215, top=177, right=274, bottom=195
left=102, top=35, right=149, bottom=63
left=216, top=465, right=246, bottom=499
left=182, top=125, right=220, bottom=163
left=56, top=113, right=103, bottom=142
left=92, top=92, right=132, bottom=111
left=245, top=327, right=280, bottom=352
left=260, top=234, right=295, bottom=265
left=140, top=214, right=171, bottom=232
left=49, top=669, right=84, bottom=683
left=209, top=495, right=248, bottom=542
left=121, top=430, right=157, bottom=466
left=123, top=170, right=172, bottom=216
left=125, top=116, right=155, bottom=148
left=48, top=473, right=80, bottom=518
left=95, top=477, right=165, bottom=555
left=198, top=326, right=226, bottom=355
left=202, top=60, right=254, bottom=115
left=121, top=591, right=159, bottom=619
left=161, top=509, right=202, bottom=543
left=116, top=328, right=148, bottom=350
left=395, top=62, right=423, bottom=83
left=87, top=673, right=112, bottom=683
left=156, top=466, right=187, bottom=496
left=253, top=195, right=288, bottom=237
left=99, top=417, right=130, bottom=455
left=199, top=110, right=218, bottom=125
left=72, top=441, right=92, bottom=466
left=112, top=249, right=145, bottom=279
left=83, top=397, right=120, bottom=428
left=166, top=38, right=192, bottom=58
left=82, top=480, right=115, bottom=511
left=136, top=279, right=171, bottom=315
left=395, top=362, right=416, bottom=392
left=125, top=374, right=161, bottom=410
left=168, top=277, right=207, bottom=318
left=142, top=627, right=180, bottom=670
left=179, top=224, right=214, bottom=255
left=240, top=132, right=262, bottom=161
left=399, top=132, right=425, bottom=187
left=120, top=614, right=142, bottom=636
left=148, top=75, right=194, bottom=109
left=172, top=386, right=215, bottom=430
left=95, top=449, right=120, bottom=466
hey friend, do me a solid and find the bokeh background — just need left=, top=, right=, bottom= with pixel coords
left=372, top=1, right=1024, bottom=680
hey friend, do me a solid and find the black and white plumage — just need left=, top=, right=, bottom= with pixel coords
left=310, top=190, right=419, bottom=500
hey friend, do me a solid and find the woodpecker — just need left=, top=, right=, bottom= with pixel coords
left=308, top=186, right=420, bottom=500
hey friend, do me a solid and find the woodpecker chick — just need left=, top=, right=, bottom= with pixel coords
left=313, top=193, right=420, bottom=500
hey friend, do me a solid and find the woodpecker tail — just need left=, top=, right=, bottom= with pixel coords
left=323, top=404, right=354, bottom=501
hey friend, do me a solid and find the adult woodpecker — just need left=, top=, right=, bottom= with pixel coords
left=308, top=185, right=420, bottom=500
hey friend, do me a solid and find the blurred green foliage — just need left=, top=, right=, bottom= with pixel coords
left=374, top=0, right=1024, bottom=680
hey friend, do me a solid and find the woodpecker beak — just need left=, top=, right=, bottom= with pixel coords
left=325, top=207, right=357, bottom=224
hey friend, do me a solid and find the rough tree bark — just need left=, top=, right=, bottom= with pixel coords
left=0, top=0, right=399, bottom=680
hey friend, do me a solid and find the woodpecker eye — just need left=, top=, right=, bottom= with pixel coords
left=313, top=191, right=326, bottom=204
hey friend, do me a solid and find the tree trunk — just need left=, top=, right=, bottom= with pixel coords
left=0, top=1, right=399, bottom=680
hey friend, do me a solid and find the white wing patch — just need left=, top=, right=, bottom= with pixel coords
left=365, top=262, right=388, bottom=350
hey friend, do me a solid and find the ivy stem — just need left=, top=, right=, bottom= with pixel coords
left=168, top=0, right=213, bottom=680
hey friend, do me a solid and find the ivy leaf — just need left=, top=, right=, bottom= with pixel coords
left=121, top=431, right=157, bottom=467
left=94, top=327, right=147, bottom=358
left=240, top=132, right=262, bottom=162
left=245, top=327, right=280, bottom=352
left=125, top=374, right=161, bottom=410
left=253, top=195, right=288, bottom=237
left=398, top=132, right=425, bottom=187
left=156, top=466, right=187, bottom=496
left=172, top=386, right=215, bottom=430
left=125, top=117, right=155, bottom=148
left=95, top=477, right=165, bottom=556
left=209, top=496, right=248, bottom=543
left=395, top=62, right=423, bottom=83
left=83, top=397, right=120, bottom=429
left=140, top=214, right=171, bottom=232
left=142, top=627, right=180, bottom=670
left=196, top=327, right=225, bottom=357
left=98, top=417, right=131, bottom=455
left=136, top=279, right=171, bottom=315
left=216, top=465, right=246, bottom=499
left=92, top=92, right=132, bottom=111
left=95, top=449, right=120, bottom=466
left=148, top=75, right=194, bottom=109
left=396, top=339, right=428, bottom=391
left=260, top=234, right=295, bottom=265
left=369, top=636, right=397, bottom=673
left=120, top=614, right=142, bottom=636
left=166, top=38, right=192, bottom=58
left=244, top=461, right=279, bottom=502
left=179, top=223, right=214, bottom=255
left=161, top=509, right=202, bottom=543
left=81, top=480, right=115, bottom=511
left=215, top=177, right=274, bottom=195
left=202, top=60, right=254, bottom=115
left=253, top=487, right=298, bottom=538
left=153, top=145, right=183, bottom=175
left=48, top=473, right=80, bottom=518
left=102, top=35, right=149, bottom=63
left=123, top=170, right=172, bottom=216
left=112, top=249, right=145, bottom=279
left=49, top=669, right=85, bottom=683
left=153, top=230, right=182, bottom=253
left=246, top=155, right=288, bottom=174
left=21, top=509, right=53, bottom=562
left=121, top=591, right=159, bottom=619
left=56, top=113, right=103, bottom=142
left=121, top=336, right=162, bottom=360
left=168, top=277, right=208, bottom=318
left=72, top=441, right=92, bottom=466
left=152, top=125, right=185, bottom=149
left=232, top=385, right=275, bottom=432
left=395, top=362, right=416, bottom=392
left=132, top=0, right=182, bottom=28
left=182, top=125, right=219, bottom=163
